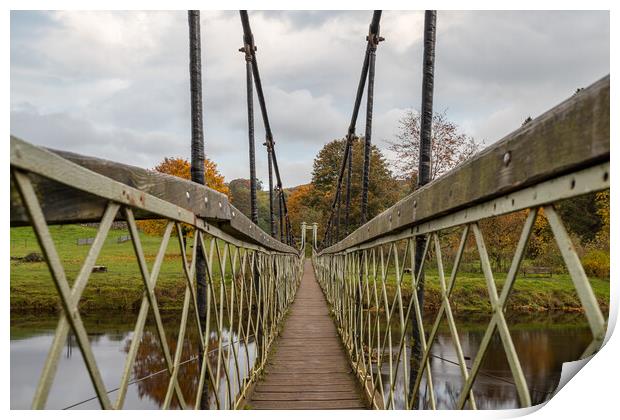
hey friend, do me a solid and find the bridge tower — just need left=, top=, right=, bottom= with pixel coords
left=300, top=222, right=319, bottom=251
left=300, top=222, right=307, bottom=249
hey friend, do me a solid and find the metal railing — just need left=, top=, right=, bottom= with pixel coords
left=10, top=137, right=303, bottom=409
left=313, top=76, right=609, bottom=409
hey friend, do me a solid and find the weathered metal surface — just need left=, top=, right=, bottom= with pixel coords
left=321, top=75, right=609, bottom=255
left=11, top=148, right=303, bottom=409
left=314, top=202, right=608, bottom=409
left=410, top=11, right=437, bottom=400
left=314, top=73, right=609, bottom=410
left=10, top=137, right=297, bottom=254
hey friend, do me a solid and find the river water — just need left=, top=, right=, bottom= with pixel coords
left=10, top=313, right=593, bottom=410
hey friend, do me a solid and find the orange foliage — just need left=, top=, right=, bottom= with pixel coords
left=478, top=210, right=529, bottom=271
left=138, top=157, right=230, bottom=235
left=287, top=184, right=322, bottom=238
left=153, top=157, right=230, bottom=197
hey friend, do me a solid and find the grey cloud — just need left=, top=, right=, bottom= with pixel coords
left=10, top=107, right=184, bottom=169
left=10, top=10, right=609, bottom=187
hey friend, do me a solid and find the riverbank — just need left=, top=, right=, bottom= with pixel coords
left=390, top=270, right=610, bottom=316
left=10, top=225, right=610, bottom=315
left=11, top=261, right=610, bottom=316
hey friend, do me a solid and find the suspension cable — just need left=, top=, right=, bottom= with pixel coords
left=322, top=10, right=383, bottom=247
left=239, top=10, right=293, bottom=245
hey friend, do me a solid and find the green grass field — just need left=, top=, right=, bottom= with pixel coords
left=10, top=224, right=239, bottom=314
left=382, top=269, right=609, bottom=315
left=10, top=225, right=609, bottom=316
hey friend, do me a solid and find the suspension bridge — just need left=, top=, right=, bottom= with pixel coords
left=10, top=10, right=609, bottom=410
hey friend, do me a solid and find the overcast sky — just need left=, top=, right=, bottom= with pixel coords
left=10, top=10, right=609, bottom=187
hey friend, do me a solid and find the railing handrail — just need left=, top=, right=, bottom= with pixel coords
left=11, top=135, right=303, bottom=410
left=320, top=74, right=609, bottom=255
left=10, top=136, right=298, bottom=255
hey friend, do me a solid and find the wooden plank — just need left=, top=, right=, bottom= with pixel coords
left=266, top=366, right=351, bottom=372
left=274, top=347, right=345, bottom=352
left=53, top=148, right=231, bottom=221
left=321, top=75, right=609, bottom=254
left=10, top=137, right=297, bottom=254
left=273, top=355, right=348, bottom=360
left=256, top=384, right=357, bottom=393
left=247, top=260, right=367, bottom=409
left=251, top=391, right=362, bottom=401
left=250, top=400, right=365, bottom=409
left=260, top=380, right=356, bottom=387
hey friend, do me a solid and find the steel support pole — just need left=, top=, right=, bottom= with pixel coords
left=301, top=222, right=307, bottom=251
left=312, top=223, right=318, bottom=249
left=336, top=184, right=341, bottom=242
left=278, top=190, right=284, bottom=242
left=188, top=10, right=207, bottom=327
left=188, top=10, right=209, bottom=410
left=410, top=10, right=436, bottom=408
left=240, top=44, right=258, bottom=225
left=266, top=143, right=276, bottom=237
left=361, top=24, right=381, bottom=224
left=345, top=142, right=353, bottom=235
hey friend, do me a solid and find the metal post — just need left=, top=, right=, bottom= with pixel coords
left=287, top=217, right=293, bottom=246
left=278, top=190, right=284, bottom=242
left=410, top=10, right=436, bottom=408
left=336, top=184, right=341, bottom=242
left=361, top=19, right=382, bottom=224
left=266, top=142, right=276, bottom=236
left=301, top=222, right=307, bottom=251
left=188, top=10, right=207, bottom=327
left=344, top=142, right=353, bottom=235
left=240, top=41, right=258, bottom=225
left=312, top=223, right=318, bottom=249
left=188, top=10, right=209, bottom=410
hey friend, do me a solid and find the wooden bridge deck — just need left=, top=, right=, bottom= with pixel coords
left=247, top=260, right=367, bottom=410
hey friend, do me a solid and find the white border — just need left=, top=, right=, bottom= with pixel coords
left=3, top=2, right=616, bottom=419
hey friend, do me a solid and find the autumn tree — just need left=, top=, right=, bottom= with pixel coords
left=286, top=184, right=322, bottom=238
left=581, top=190, right=610, bottom=278
left=153, top=157, right=230, bottom=196
left=389, top=110, right=483, bottom=268
left=477, top=211, right=529, bottom=272
left=138, top=157, right=230, bottom=235
left=309, top=136, right=400, bottom=239
left=388, top=110, right=481, bottom=188
left=594, top=190, right=610, bottom=248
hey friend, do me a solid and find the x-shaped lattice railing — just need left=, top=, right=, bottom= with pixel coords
left=314, top=165, right=608, bottom=410
left=11, top=163, right=302, bottom=410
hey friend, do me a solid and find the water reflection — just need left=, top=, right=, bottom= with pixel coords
left=10, top=315, right=256, bottom=409
left=376, top=325, right=592, bottom=409
left=11, top=314, right=590, bottom=409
